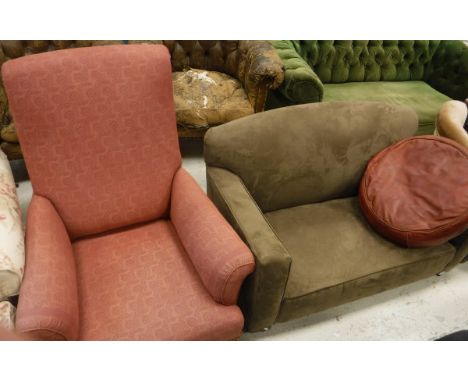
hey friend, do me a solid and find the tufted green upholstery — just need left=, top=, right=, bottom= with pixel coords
left=323, top=82, right=450, bottom=135
left=270, top=40, right=468, bottom=134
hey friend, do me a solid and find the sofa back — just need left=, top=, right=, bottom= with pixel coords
left=205, top=102, right=417, bottom=213
left=293, top=40, right=441, bottom=83
left=2, top=44, right=181, bottom=239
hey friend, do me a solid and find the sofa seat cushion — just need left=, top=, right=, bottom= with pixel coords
left=265, top=197, right=455, bottom=323
left=0, top=149, right=24, bottom=299
left=173, top=69, right=254, bottom=129
left=323, top=81, right=451, bottom=135
left=74, top=219, right=244, bottom=340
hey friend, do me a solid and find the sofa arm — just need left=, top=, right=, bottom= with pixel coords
left=237, top=41, right=285, bottom=112
left=15, top=195, right=79, bottom=340
left=170, top=168, right=255, bottom=306
left=444, top=230, right=468, bottom=271
left=206, top=166, right=292, bottom=331
left=272, top=40, right=324, bottom=104
left=426, top=40, right=468, bottom=101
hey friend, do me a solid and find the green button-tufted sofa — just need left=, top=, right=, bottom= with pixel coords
left=268, top=40, right=468, bottom=135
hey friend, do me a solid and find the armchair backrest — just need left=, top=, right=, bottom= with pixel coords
left=2, top=45, right=181, bottom=239
left=293, top=40, right=440, bottom=83
left=205, top=102, right=417, bottom=213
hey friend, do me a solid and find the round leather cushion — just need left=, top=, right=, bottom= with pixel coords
left=359, top=136, right=468, bottom=247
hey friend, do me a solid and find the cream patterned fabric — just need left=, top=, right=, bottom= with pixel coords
left=0, top=149, right=24, bottom=299
left=0, top=300, right=16, bottom=330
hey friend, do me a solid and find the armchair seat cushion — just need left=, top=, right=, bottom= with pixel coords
left=265, top=197, right=455, bottom=323
left=74, top=219, right=244, bottom=340
left=323, top=81, right=451, bottom=135
left=173, top=69, right=254, bottom=129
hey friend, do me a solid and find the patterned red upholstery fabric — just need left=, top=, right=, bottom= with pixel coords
left=74, top=220, right=245, bottom=340
left=171, top=168, right=255, bottom=305
left=5, top=45, right=251, bottom=340
left=15, top=195, right=80, bottom=340
left=2, top=45, right=181, bottom=239
left=360, top=136, right=468, bottom=247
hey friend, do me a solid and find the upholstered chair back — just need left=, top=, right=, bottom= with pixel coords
left=2, top=45, right=181, bottom=239
left=293, top=40, right=441, bottom=83
left=204, top=102, right=417, bottom=213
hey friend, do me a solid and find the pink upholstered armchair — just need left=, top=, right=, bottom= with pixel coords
left=2, top=45, right=254, bottom=340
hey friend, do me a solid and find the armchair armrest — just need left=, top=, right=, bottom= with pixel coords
left=237, top=41, right=285, bottom=112
left=272, top=40, right=324, bottom=104
left=170, top=168, right=255, bottom=306
left=206, top=166, right=292, bottom=331
left=426, top=40, right=468, bottom=101
left=15, top=195, right=79, bottom=340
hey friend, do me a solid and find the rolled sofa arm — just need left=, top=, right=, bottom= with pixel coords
left=271, top=40, right=324, bottom=104
left=170, top=168, right=255, bottom=306
left=444, top=230, right=468, bottom=271
left=206, top=167, right=292, bottom=331
left=238, top=41, right=285, bottom=112
left=15, top=195, right=79, bottom=340
left=426, top=40, right=468, bottom=101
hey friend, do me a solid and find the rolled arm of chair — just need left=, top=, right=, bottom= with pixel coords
left=237, top=40, right=285, bottom=112
left=170, top=168, right=255, bottom=306
left=206, top=166, right=292, bottom=331
left=426, top=40, right=468, bottom=101
left=15, top=195, right=79, bottom=340
left=271, top=40, right=324, bottom=104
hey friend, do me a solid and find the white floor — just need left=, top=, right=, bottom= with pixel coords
left=15, top=140, right=468, bottom=341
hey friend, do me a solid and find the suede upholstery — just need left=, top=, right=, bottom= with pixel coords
left=270, top=40, right=468, bottom=134
left=6, top=45, right=254, bottom=340
left=267, top=197, right=455, bottom=323
left=205, top=102, right=464, bottom=331
left=205, top=102, right=419, bottom=213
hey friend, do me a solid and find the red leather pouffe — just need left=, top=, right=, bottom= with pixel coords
left=360, top=136, right=468, bottom=247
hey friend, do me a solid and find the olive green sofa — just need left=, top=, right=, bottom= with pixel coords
left=204, top=102, right=468, bottom=332
left=268, top=41, right=468, bottom=135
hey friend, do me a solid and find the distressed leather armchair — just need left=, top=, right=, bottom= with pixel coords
left=0, top=40, right=284, bottom=159
left=3, top=44, right=254, bottom=340
left=204, top=102, right=468, bottom=331
left=269, top=40, right=468, bottom=135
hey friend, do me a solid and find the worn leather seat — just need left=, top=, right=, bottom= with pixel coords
left=172, top=69, right=254, bottom=128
